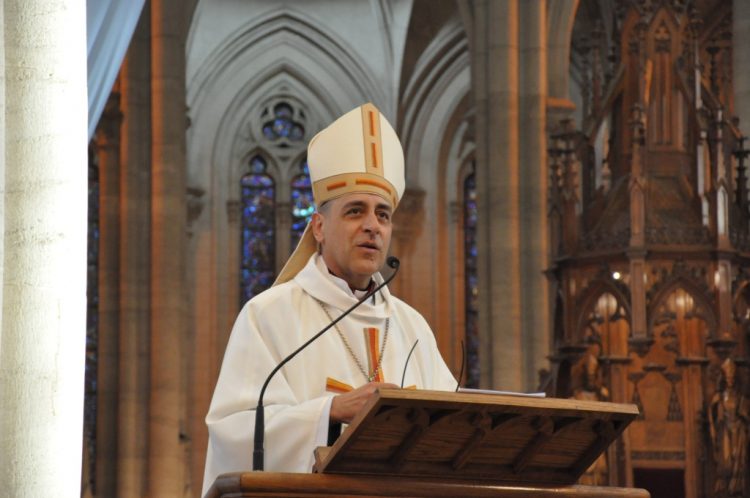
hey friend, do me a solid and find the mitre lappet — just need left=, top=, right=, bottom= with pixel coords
left=273, top=103, right=405, bottom=285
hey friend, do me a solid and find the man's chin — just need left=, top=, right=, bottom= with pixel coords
left=353, top=259, right=384, bottom=276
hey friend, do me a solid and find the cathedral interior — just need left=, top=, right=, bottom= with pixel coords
left=7, top=0, right=750, bottom=497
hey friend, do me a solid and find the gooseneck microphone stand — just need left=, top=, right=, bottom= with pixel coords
left=252, top=256, right=400, bottom=471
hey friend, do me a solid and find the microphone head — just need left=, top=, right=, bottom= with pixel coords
left=386, top=256, right=400, bottom=269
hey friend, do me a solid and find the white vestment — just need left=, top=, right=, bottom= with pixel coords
left=201, top=254, right=456, bottom=496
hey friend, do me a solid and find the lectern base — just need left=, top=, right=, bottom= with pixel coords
left=207, top=472, right=649, bottom=498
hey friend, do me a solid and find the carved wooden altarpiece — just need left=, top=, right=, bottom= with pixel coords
left=548, top=1, right=749, bottom=497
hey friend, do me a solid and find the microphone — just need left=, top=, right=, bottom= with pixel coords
left=252, top=256, right=400, bottom=471
left=400, top=339, right=418, bottom=388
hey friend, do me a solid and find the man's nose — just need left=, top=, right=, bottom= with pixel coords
left=362, top=211, right=380, bottom=234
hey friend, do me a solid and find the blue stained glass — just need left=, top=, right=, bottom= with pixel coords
left=290, top=125, right=304, bottom=141
left=240, top=156, right=276, bottom=304
left=463, top=171, right=479, bottom=388
left=275, top=102, right=292, bottom=118
left=290, top=160, right=314, bottom=249
left=249, top=156, right=267, bottom=174
left=262, top=102, right=305, bottom=142
left=83, top=152, right=99, bottom=494
left=273, top=118, right=292, bottom=138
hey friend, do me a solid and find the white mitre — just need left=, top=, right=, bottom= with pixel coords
left=273, top=102, right=405, bottom=285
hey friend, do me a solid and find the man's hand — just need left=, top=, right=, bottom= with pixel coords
left=330, top=382, right=399, bottom=423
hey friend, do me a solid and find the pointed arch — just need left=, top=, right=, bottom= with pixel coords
left=575, top=277, right=632, bottom=333
left=733, top=278, right=750, bottom=358
left=388, top=11, right=471, bottom=376
left=547, top=0, right=579, bottom=99
left=188, top=9, right=384, bottom=116
left=645, top=7, right=686, bottom=149
left=574, top=276, right=632, bottom=357
left=647, top=276, right=717, bottom=340
left=239, top=154, right=276, bottom=304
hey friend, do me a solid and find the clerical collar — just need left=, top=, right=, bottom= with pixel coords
left=353, top=280, right=377, bottom=302
left=301, top=255, right=390, bottom=316
left=325, top=268, right=375, bottom=300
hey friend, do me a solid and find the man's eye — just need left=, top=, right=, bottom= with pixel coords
left=378, top=212, right=391, bottom=221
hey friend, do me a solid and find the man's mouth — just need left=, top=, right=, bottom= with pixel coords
left=357, top=242, right=380, bottom=251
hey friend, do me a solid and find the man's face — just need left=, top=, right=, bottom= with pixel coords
left=311, top=192, right=393, bottom=289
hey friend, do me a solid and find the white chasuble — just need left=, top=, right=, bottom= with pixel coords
left=202, top=255, right=456, bottom=496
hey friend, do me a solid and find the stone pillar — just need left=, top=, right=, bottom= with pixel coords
left=468, top=0, right=550, bottom=391
left=519, top=0, right=549, bottom=390
left=735, top=0, right=750, bottom=129
left=118, top=8, right=151, bottom=497
left=149, top=0, right=189, bottom=495
left=0, top=1, right=88, bottom=496
left=95, top=90, right=123, bottom=498
left=471, top=0, right=523, bottom=391
left=0, top=0, right=5, bottom=327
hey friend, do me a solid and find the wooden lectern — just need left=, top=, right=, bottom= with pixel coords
left=207, top=389, right=649, bottom=497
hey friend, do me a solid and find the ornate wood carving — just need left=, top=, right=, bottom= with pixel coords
left=550, top=1, right=747, bottom=495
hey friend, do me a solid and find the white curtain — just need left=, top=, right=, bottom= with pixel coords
left=87, top=0, right=146, bottom=139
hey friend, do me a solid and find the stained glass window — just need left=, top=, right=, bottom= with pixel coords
left=463, top=170, right=479, bottom=388
left=262, top=102, right=305, bottom=142
left=83, top=147, right=99, bottom=494
left=240, top=155, right=276, bottom=304
left=290, top=159, right=314, bottom=249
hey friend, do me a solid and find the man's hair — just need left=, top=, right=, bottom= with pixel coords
left=316, top=200, right=331, bottom=215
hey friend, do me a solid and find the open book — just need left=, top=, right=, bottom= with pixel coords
left=456, top=387, right=546, bottom=397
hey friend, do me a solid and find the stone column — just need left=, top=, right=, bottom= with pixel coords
left=0, top=0, right=5, bottom=326
left=735, top=0, right=750, bottom=129
left=518, top=0, right=549, bottom=390
left=471, top=0, right=523, bottom=391
left=149, top=0, right=189, bottom=495
left=95, top=90, right=123, bottom=498
left=118, top=8, right=151, bottom=497
left=0, top=1, right=88, bottom=496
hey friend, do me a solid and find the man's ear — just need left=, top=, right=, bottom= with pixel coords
left=311, top=212, right=325, bottom=243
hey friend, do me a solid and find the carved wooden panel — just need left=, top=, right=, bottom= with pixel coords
left=551, top=1, right=744, bottom=496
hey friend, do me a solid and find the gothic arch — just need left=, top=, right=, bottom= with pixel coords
left=184, top=70, right=330, bottom=269
left=400, top=19, right=467, bottom=145
left=547, top=0, right=579, bottom=99
left=187, top=9, right=383, bottom=116
left=237, top=147, right=282, bottom=188
left=732, top=277, right=750, bottom=305
left=571, top=276, right=632, bottom=361
left=220, top=76, right=321, bottom=187
left=732, top=278, right=750, bottom=357
left=644, top=6, right=686, bottom=149
left=400, top=17, right=470, bottom=187
left=647, top=276, right=718, bottom=345
left=186, top=6, right=408, bottom=238
left=394, top=13, right=470, bottom=373
left=575, top=278, right=632, bottom=338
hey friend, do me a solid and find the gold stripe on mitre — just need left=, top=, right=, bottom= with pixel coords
left=312, top=172, right=399, bottom=208
left=361, top=103, right=383, bottom=175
